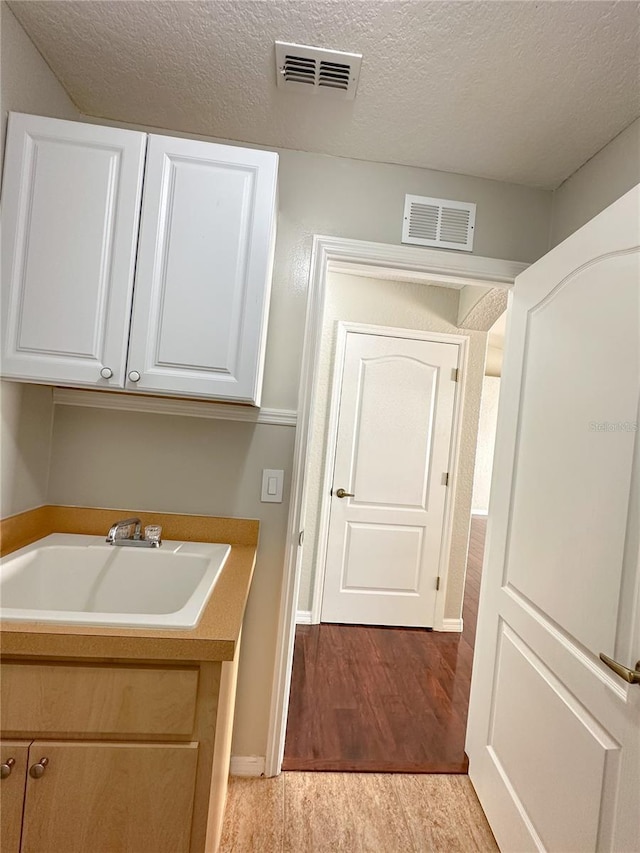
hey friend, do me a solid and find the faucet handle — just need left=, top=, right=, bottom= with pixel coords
left=144, top=525, right=162, bottom=547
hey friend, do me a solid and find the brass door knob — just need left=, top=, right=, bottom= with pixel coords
left=29, top=757, right=49, bottom=779
left=1, top=758, right=15, bottom=779
left=335, top=488, right=355, bottom=499
left=599, top=653, right=640, bottom=684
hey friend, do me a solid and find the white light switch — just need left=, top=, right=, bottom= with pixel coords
left=261, top=469, right=284, bottom=503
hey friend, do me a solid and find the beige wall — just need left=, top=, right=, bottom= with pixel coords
left=0, top=382, right=54, bottom=517
left=471, top=376, right=501, bottom=515
left=0, top=2, right=79, bottom=174
left=550, top=117, right=640, bottom=247
left=0, top=2, right=80, bottom=516
left=298, top=272, right=488, bottom=622
left=484, top=345, right=504, bottom=378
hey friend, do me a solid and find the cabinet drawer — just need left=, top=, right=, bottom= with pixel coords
left=0, top=663, right=198, bottom=737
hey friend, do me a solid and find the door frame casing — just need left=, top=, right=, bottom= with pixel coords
left=311, top=321, right=470, bottom=628
left=265, top=235, right=528, bottom=778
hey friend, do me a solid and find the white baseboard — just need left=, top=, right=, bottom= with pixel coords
left=295, top=609, right=312, bottom=624
left=440, top=618, right=464, bottom=632
left=230, top=756, right=266, bottom=777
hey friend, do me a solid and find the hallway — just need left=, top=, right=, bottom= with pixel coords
left=283, top=516, right=487, bottom=773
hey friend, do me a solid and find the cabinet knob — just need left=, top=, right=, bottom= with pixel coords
left=100, top=367, right=113, bottom=379
left=29, top=757, right=49, bottom=779
left=128, top=370, right=141, bottom=383
left=1, top=758, right=15, bottom=779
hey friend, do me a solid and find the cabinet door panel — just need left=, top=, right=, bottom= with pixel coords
left=1, top=113, right=145, bottom=387
left=0, top=740, right=29, bottom=853
left=21, top=741, right=198, bottom=853
left=128, top=134, right=277, bottom=403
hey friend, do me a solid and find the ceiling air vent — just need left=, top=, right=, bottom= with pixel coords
left=402, top=195, right=476, bottom=252
left=275, top=41, right=362, bottom=100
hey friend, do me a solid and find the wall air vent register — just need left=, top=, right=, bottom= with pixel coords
left=402, top=195, right=476, bottom=252
left=275, top=41, right=362, bottom=100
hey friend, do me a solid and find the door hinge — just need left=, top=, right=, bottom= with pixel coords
left=436, top=576, right=441, bottom=591
left=451, top=367, right=459, bottom=382
left=443, top=472, right=450, bottom=486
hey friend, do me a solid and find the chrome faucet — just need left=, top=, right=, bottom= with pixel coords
left=106, top=517, right=161, bottom=548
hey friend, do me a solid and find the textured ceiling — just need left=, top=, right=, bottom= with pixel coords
left=8, top=0, right=640, bottom=189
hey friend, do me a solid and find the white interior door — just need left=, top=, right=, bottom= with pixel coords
left=320, top=328, right=461, bottom=627
left=466, top=185, right=640, bottom=852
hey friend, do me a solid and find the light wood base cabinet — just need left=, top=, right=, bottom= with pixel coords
left=0, top=656, right=240, bottom=853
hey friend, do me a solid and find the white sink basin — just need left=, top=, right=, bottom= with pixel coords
left=0, top=534, right=231, bottom=629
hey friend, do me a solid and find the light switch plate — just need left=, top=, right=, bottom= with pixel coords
left=261, top=469, right=284, bottom=503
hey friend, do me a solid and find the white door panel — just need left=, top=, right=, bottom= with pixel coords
left=1, top=113, right=146, bottom=387
left=505, top=252, right=638, bottom=655
left=342, top=523, right=424, bottom=591
left=321, top=330, right=461, bottom=627
left=489, top=625, right=617, bottom=853
left=466, top=185, right=640, bottom=853
left=127, top=134, right=278, bottom=403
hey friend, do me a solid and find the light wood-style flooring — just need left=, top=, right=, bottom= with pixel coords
left=283, top=516, right=487, bottom=773
left=219, top=772, right=498, bottom=852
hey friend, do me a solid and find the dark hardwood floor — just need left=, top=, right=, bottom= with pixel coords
left=282, top=515, right=487, bottom=773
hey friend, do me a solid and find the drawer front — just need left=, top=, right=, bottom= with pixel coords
left=1, top=663, right=198, bottom=737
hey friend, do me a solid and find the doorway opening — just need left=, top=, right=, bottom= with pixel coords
left=265, top=237, right=526, bottom=777
left=282, top=297, right=506, bottom=772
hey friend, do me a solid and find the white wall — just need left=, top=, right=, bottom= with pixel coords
left=471, top=376, right=501, bottom=515
left=550, top=117, right=640, bottom=247
left=0, top=2, right=80, bottom=516
left=298, top=273, right=488, bottom=622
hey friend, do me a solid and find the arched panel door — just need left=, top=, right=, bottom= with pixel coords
left=321, top=330, right=461, bottom=628
left=467, top=185, right=640, bottom=853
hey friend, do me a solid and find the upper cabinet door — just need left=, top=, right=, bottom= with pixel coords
left=1, top=113, right=146, bottom=387
left=127, top=135, right=278, bottom=404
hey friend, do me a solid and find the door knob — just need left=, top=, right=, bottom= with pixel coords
left=29, top=757, right=49, bottom=779
left=599, top=653, right=640, bottom=684
left=128, top=370, right=141, bottom=382
left=1, top=758, right=15, bottom=779
left=100, top=367, right=113, bottom=379
left=335, top=488, right=355, bottom=499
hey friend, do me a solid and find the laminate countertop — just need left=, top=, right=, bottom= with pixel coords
left=0, top=506, right=258, bottom=662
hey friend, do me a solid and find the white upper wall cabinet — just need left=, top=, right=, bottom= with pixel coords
left=127, top=134, right=278, bottom=402
left=1, top=113, right=146, bottom=387
left=1, top=114, right=278, bottom=405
